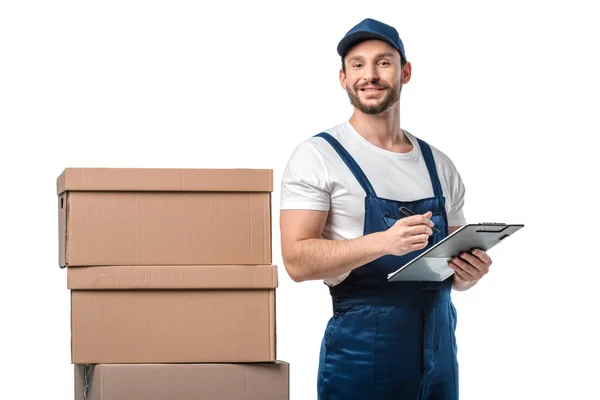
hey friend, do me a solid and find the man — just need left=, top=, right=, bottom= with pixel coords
left=280, top=18, right=493, bottom=400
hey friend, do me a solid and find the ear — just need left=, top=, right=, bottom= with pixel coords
left=339, top=68, right=347, bottom=90
left=401, top=61, right=412, bottom=84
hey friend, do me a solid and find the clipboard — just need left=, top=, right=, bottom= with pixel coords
left=387, top=223, right=525, bottom=282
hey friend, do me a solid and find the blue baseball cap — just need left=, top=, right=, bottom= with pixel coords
left=337, top=18, right=407, bottom=63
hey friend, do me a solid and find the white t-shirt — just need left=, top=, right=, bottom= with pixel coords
left=280, top=120, right=467, bottom=286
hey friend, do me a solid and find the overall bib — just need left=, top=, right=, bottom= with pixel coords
left=315, top=132, right=459, bottom=400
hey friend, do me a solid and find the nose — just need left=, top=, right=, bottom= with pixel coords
left=363, top=64, right=379, bottom=82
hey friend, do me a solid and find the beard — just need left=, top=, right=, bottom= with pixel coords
left=346, top=80, right=402, bottom=114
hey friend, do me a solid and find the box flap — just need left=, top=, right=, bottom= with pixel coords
left=67, top=265, right=278, bottom=290
left=57, top=168, right=273, bottom=194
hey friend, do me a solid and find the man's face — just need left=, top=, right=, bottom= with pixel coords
left=340, top=40, right=410, bottom=115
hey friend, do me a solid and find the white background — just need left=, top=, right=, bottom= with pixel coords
left=1, top=1, right=598, bottom=399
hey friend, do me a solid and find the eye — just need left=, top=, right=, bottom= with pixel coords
left=353, top=63, right=363, bottom=68
left=378, top=61, right=390, bottom=66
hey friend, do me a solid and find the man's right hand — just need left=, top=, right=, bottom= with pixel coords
left=280, top=209, right=436, bottom=282
left=383, top=211, right=435, bottom=256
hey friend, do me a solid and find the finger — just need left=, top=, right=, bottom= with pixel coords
left=408, top=225, right=433, bottom=237
left=448, top=262, right=469, bottom=281
left=404, top=214, right=434, bottom=228
left=458, top=252, right=489, bottom=275
left=402, top=225, right=433, bottom=242
left=450, top=262, right=473, bottom=282
left=449, top=258, right=478, bottom=281
left=471, top=249, right=492, bottom=266
left=408, top=233, right=431, bottom=244
left=412, top=240, right=429, bottom=250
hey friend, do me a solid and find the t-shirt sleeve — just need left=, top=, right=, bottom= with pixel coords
left=280, top=141, right=331, bottom=211
left=446, top=161, right=467, bottom=227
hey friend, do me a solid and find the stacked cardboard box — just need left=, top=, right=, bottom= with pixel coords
left=58, top=168, right=289, bottom=400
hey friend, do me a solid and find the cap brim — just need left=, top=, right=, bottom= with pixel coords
left=337, top=31, right=400, bottom=58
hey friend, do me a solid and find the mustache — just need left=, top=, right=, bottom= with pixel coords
left=355, top=83, right=390, bottom=90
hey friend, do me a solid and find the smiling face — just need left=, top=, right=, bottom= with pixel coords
left=340, top=39, right=411, bottom=115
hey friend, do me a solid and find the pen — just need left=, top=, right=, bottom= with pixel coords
left=399, top=207, right=441, bottom=234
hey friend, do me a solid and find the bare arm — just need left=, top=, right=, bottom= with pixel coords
left=280, top=209, right=435, bottom=282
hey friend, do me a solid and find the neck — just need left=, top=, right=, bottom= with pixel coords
left=348, top=104, right=412, bottom=153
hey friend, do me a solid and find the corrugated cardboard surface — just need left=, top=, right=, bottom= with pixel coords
left=59, top=191, right=271, bottom=266
left=71, top=265, right=277, bottom=364
left=71, top=289, right=276, bottom=363
left=57, top=168, right=273, bottom=194
left=75, top=362, right=289, bottom=400
left=67, top=265, right=278, bottom=289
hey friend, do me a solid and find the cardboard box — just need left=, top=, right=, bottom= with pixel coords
left=69, top=265, right=277, bottom=364
left=57, top=168, right=272, bottom=267
left=75, top=362, right=290, bottom=400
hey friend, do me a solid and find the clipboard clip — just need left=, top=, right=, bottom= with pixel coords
left=476, top=223, right=509, bottom=233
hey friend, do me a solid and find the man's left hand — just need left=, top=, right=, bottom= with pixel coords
left=448, top=249, right=492, bottom=284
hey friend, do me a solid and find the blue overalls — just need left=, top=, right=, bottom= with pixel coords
left=315, top=132, right=459, bottom=400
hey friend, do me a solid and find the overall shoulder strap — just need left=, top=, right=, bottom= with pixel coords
left=416, top=138, right=444, bottom=197
left=314, top=132, right=376, bottom=196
